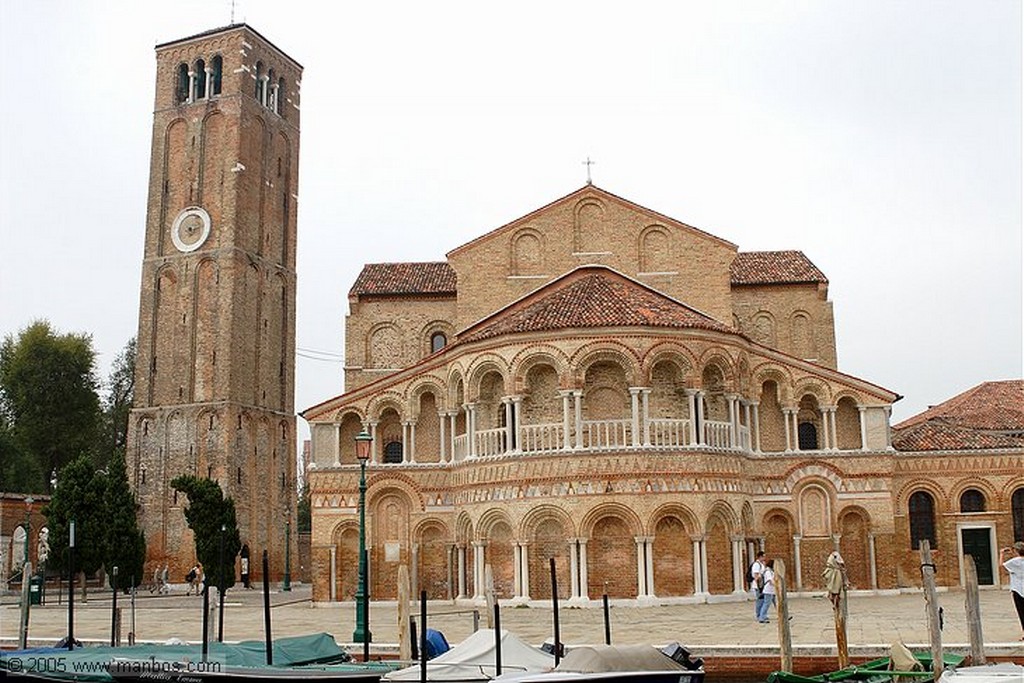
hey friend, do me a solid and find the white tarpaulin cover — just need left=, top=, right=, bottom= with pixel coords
left=385, top=629, right=555, bottom=682
left=555, top=646, right=687, bottom=673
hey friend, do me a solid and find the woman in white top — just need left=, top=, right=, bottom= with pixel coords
left=1001, top=541, right=1024, bottom=640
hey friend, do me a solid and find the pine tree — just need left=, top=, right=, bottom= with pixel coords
left=103, top=451, right=146, bottom=589
left=170, top=475, right=242, bottom=592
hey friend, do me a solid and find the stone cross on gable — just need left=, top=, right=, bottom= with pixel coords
left=582, top=157, right=596, bottom=184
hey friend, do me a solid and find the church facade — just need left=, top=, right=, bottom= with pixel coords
left=301, top=184, right=1024, bottom=603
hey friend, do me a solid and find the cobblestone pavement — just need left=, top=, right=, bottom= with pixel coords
left=3, top=585, right=1023, bottom=658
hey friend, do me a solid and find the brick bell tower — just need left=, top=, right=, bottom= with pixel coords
left=126, top=24, right=301, bottom=580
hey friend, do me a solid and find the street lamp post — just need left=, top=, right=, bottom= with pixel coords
left=218, top=523, right=226, bottom=642
left=352, top=429, right=373, bottom=650
left=23, top=496, right=34, bottom=572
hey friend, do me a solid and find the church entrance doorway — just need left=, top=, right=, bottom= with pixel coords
left=958, top=525, right=994, bottom=586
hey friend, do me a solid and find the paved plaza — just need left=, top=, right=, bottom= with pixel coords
left=3, top=584, right=1022, bottom=659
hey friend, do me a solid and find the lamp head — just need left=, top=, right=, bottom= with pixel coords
left=355, top=429, right=373, bottom=462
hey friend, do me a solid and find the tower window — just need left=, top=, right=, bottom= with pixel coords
left=194, top=59, right=206, bottom=99
left=210, top=55, right=223, bottom=96
left=176, top=63, right=189, bottom=104
left=278, top=77, right=286, bottom=117
left=431, top=332, right=447, bottom=353
left=267, top=68, right=277, bottom=113
left=254, top=61, right=265, bottom=103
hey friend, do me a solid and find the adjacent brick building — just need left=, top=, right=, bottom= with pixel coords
left=300, top=183, right=1024, bottom=604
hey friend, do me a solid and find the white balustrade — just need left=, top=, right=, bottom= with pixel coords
left=648, top=418, right=691, bottom=447
left=474, top=427, right=507, bottom=457
left=453, top=434, right=469, bottom=461
left=519, top=423, right=564, bottom=453
left=703, top=420, right=732, bottom=448
left=581, top=419, right=632, bottom=450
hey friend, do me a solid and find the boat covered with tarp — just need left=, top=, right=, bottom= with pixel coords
left=0, top=633, right=395, bottom=683
left=490, top=643, right=704, bottom=683
left=766, top=643, right=965, bottom=683
left=385, top=629, right=554, bottom=682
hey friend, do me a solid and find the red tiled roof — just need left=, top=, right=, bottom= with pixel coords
left=349, top=262, right=457, bottom=298
left=460, top=266, right=734, bottom=343
left=892, top=380, right=1024, bottom=451
left=730, top=251, right=827, bottom=286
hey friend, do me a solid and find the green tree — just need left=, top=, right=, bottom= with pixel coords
left=171, top=475, right=242, bottom=592
left=42, top=455, right=108, bottom=597
left=99, top=337, right=136, bottom=464
left=0, top=320, right=101, bottom=489
left=0, top=415, right=41, bottom=493
left=103, top=451, right=146, bottom=589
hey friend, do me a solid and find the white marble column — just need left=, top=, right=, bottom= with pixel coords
left=685, top=389, right=698, bottom=446
left=438, top=414, right=447, bottom=463
left=634, top=537, right=647, bottom=597
left=573, top=390, right=584, bottom=450
left=187, top=70, right=196, bottom=103
left=569, top=539, right=580, bottom=599
left=329, top=546, right=337, bottom=601
left=752, top=402, right=762, bottom=452
left=644, top=537, right=655, bottom=598
left=782, top=409, right=793, bottom=452
left=260, top=75, right=269, bottom=106
left=695, top=392, right=706, bottom=445
left=691, top=538, right=703, bottom=594
left=521, top=543, right=531, bottom=600
left=560, top=391, right=573, bottom=451
left=449, top=411, right=458, bottom=461
left=457, top=545, right=467, bottom=598
left=465, top=403, right=477, bottom=458
left=513, top=544, right=522, bottom=599
left=868, top=533, right=878, bottom=589
left=731, top=537, right=744, bottom=593
left=401, top=422, right=410, bottom=463
left=503, top=398, right=514, bottom=454
left=699, top=537, right=709, bottom=597
left=727, top=394, right=738, bottom=449
left=578, top=539, right=589, bottom=601
left=641, top=388, right=651, bottom=446
left=512, top=396, right=523, bottom=453
left=629, top=388, right=641, bottom=447
left=333, top=422, right=341, bottom=467
left=792, top=535, right=803, bottom=591
left=473, top=542, right=486, bottom=600
left=368, top=421, right=379, bottom=464
left=204, top=67, right=213, bottom=99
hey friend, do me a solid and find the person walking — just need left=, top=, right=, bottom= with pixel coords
left=749, top=550, right=767, bottom=621
left=757, top=558, right=777, bottom=624
left=1000, top=541, right=1024, bottom=640
left=160, top=564, right=169, bottom=594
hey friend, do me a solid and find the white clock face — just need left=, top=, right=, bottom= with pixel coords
left=171, top=207, right=212, bottom=252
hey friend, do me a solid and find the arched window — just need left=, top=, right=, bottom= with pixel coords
left=959, top=489, right=985, bottom=513
left=210, top=56, right=223, bottom=96
left=267, top=69, right=276, bottom=112
left=383, top=441, right=403, bottom=464
left=254, top=61, right=265, bottom=103
left=909, top=491, right=936, bottom=549
left=277, top=77, right=286, bottom=117
left=797, top=422, right=818, bottom=450
left=194, top=59, right=206, bottom=99
left=176, top=63, right=190, bottom=104
left=430, top=332, right=447, bottom=353
left=1012, top=488, right=1024, bottom=541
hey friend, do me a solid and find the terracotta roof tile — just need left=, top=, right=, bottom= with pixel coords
left=349, top=262, right=457, bottom=297
left=461, top=267, right=733, bottom=343
left=730, top=251, right=827, bottom=286
left=892, top=380, right=1024, bottom=451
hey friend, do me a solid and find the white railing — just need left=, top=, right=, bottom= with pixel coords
left=582, top=419, right=632, bottom=450
left=738, top=425, right=751, bottom=451
left=703, top=420, right=732, bottom=449
left=474, top=427, right=507, bottom=458
left=453, top=434, right=469, bottom=461
left=519, top=423, right=564, bottom=453
left=648, top=418, right=691, bottom=448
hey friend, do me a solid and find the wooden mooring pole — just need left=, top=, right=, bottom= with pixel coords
left=963, top=555, right=986, bottom=665
left=775, top=558, right=793, bottom=673
left=919, top=541, right=942, bottom=682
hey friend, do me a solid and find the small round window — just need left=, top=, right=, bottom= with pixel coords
left=430, top=332, right=447, bottom=353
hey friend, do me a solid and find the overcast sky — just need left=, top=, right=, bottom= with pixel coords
left=1, top=1, right=1020, bottom=450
